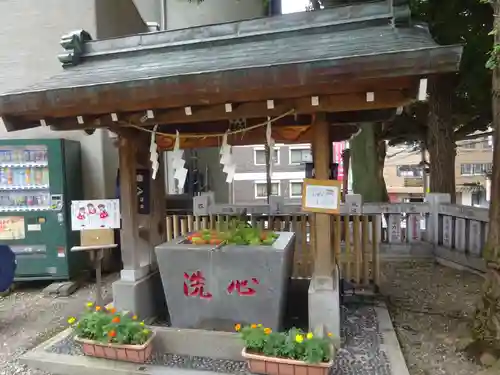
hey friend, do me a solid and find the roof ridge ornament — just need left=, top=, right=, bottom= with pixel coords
left=58, top=30, right=93, bottom=68
left=390, top=0, right=411, bottom=27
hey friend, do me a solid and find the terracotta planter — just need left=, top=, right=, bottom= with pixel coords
left=242, top=348, right=334, bottom=375
left=75, top=332, right=155, bottom=363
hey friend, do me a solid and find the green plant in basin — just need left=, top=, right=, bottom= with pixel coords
left=187, top=220, right=279, bottom=246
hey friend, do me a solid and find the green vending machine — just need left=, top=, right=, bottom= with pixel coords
left=0, top=139, right=87, bottom=281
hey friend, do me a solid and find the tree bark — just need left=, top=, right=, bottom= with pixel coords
left=471, top=0, right=500, bottom=357
left=426, top=74, right=457, bottom=203
left=350, top=123, right=389, bottom=203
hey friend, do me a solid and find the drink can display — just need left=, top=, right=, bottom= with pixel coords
left=0, top=168, right=5, bottom=185
left=34, top=168, right=42, bottom=185
left=24, top=150, right=31, bottom=163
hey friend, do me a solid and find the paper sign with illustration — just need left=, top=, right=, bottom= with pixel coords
left=71, top=199, right=120, bottom=231
left=301, top=179, right=341, bottom=215
left=0, top=217, right=25, bottom=240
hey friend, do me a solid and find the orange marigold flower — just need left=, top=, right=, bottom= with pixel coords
left=112, top=316, right=121, bottom=323
left=264, top=328, right=272, bottom=335
left=251, top=324, right=257, bottom=329
left=95, top=306, right=101, bottom=312
left=108, top=330, right=117, bottom=338
left=235, top=324, right=241, bottom=332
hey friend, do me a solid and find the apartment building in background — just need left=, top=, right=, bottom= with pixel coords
left=230, top=143, right=347, bottom=204
left=231, top=136, right=492, bottom=207
left=385, top=136, right=493, bottom=206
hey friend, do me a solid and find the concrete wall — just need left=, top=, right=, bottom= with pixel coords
left=165, top=0, right=265, bottom=30
left=0, top=0, right=150, bottom=199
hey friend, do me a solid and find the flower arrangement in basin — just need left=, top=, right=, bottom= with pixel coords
left=236, top=324, right=335, bottom=375
left=186, top=220, right=279, bottom=246
left=67, top=303, right=155, bottom=363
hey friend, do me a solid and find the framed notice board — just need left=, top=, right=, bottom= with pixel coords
left=301, top=179, right=341, bottom=215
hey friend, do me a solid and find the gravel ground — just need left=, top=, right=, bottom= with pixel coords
left=0, top=260, right=488, bottom=375
left=0, top=274, right=117, bottom=375
left=380, top=260, right=485, bottom=375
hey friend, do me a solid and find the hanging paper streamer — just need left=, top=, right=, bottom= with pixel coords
left=150, top=125, right=160, bottom=180
left=172, top=130, right=187, bottom=191
left=266, top=116, right=275, bottom=176
left=220, top=130, right=236, bottom=183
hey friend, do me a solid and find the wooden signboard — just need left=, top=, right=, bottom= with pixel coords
left=301, top=179, right=341, bottom=215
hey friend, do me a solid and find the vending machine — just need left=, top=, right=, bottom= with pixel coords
left=0, top=139, right=87, bottom=281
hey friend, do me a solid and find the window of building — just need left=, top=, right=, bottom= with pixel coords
left=459, top=141, right=476, bottom=149
left=254, top=181, right=280, bottom=198
left=254, top=147, right=280, bottom=165
left=460, top=163, right=493, bottom=176
left=289, top=147, right=312, bottom=164
left=396, top=165, right=423, bottom=177
left=289, top=181, right=303, bottom=198
left=480, top=138, right=492, bottom=149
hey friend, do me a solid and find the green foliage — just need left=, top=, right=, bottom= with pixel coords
left=68, top=304, right=152, bottom=345
left=188, top=220, right=278, bottom=246
left=224, top=220, right=278, bottom=245
left=385, top=0, right=494, bottom=145
left=238, top=324, right=334, bottom=364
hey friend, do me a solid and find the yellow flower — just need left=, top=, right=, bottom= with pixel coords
left=235, top=324, right=241, bottom=332
left=67, top=317, right=76, bottom=325
left=257, top=324, right=262, bottom=327
left=95, top=306, right=101, bottom=312
left=251, top=324, right=257, bottom=329
left=327, top=332, right=333, bottom=337
left=86, top=302, right=93, bottom=308
left=306, top=332, right=313, bottom=340
left=295, top=334, right=304, bottom=343
left=264, top=328, right=272, bottom=335
left=132, top=315, right=138, bottom=320
left=140, top=322, right=145, bottom=326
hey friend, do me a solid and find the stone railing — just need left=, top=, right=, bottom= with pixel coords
left=426, top=194, right=489, bottom=273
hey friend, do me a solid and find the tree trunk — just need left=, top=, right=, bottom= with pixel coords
left=427, top=74, right=457, bottom=203
left=350, top=123, right=389, bottom=203
left=471, top=1, right=500, bottom=358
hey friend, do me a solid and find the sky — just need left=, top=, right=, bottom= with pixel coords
left=281, top=0, right=310, bottom=14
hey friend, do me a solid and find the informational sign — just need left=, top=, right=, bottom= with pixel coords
left=71, top=199, right=120, bottom=231
left=0, top=216, right=25, bottom=240
left=301, top=179, right=341, bottom=214
left=136, top=169, right=151, bottom=215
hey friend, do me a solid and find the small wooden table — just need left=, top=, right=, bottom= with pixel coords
left=71, top=244, right=118, bottom=308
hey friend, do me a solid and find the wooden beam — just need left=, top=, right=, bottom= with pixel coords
left=311, top=113, right=334, bottom=277
left=45, top=91, right=410, bottom=132
left=155, top=124, right=359, bottom=150
left=17, top=76, right=419, bottom=121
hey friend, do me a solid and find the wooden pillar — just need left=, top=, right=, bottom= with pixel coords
left=119, top=135, right=140, bottom=273
left=312, top=113, right=333, bottom=276
left=149, top=152, right=167, bottom=255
